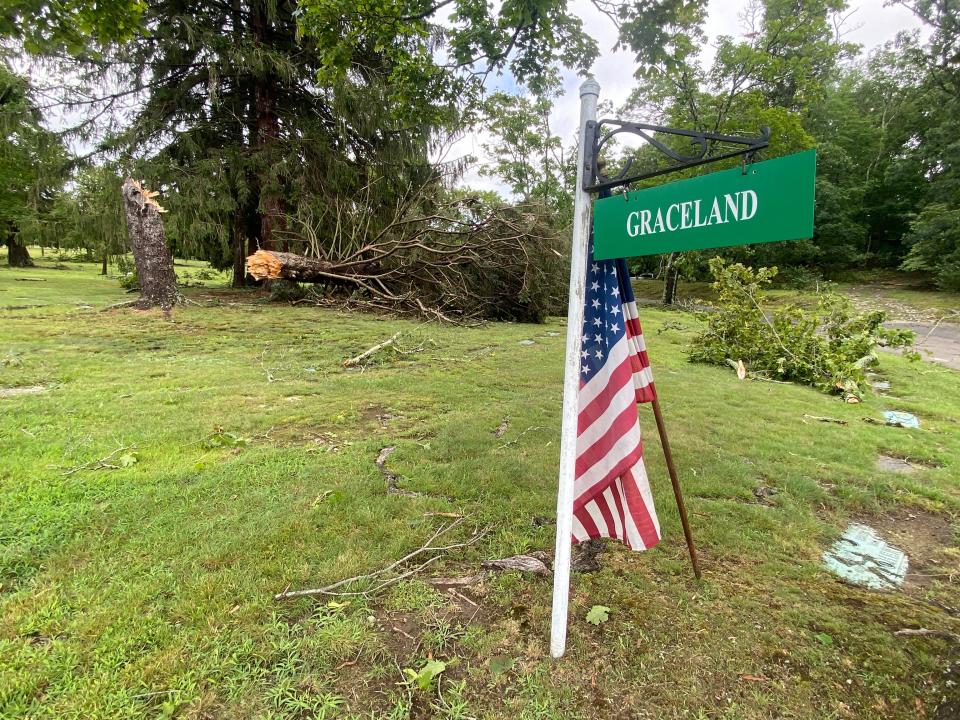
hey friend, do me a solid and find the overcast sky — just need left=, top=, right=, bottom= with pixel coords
left=455, top=0, right=928, bottom=194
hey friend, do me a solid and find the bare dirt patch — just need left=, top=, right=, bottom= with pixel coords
left=877, top=451, right=942, bottom=474
left=0, top=385, right=47, bottom=398
left=864, top=509, right=957, bottom=592
left=360, top=402, right=393, bottom=428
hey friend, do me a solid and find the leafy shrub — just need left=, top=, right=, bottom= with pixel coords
left=775, top=266, right=833, bottom=291
left=690, top=259, right=915, bottom=397
left=268, top=279, right=307, bottom=302
left=116, top=255, right=139, bottom=290
left=901, top=203, right=960, bottom=291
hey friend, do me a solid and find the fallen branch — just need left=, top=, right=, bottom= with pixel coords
left=495, top=425, right=544, bottom=450
left=482, top=554, right=551, bottom=576
left=274, top=518, right=490, bottom=600
left=918, top=310, right=960, bottom=345
left=62, top=445, right=135, bottom=477
left=802, top=414, right=848, bottom=425
left=894, top=628, right=959, bottom=642
left=99, top=300, right=139, bottom=312
left=344, top=332, right=401, bottom=367
left=375, top=445, right=421, bottom=497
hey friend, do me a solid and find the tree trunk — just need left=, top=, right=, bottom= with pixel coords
left=101, top=250, right=108, bottom=275
left=6, top=236, right=33, bottom=267
left=246, top=249, right=338, bottom=282
left=251, top=1, right=285, bottom=252
left=121, top=178, right=179, bottom=309
left=231, top=209, right=249, bottom=287
left=661, top=252, right=679, bottom=306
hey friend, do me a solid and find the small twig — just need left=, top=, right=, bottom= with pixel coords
left=802, top=414, right=848, bottom=425
left=274, top=519, right=491, bottom=600
left=99, top=300, right=138, bottom=312
left=447, top=587, right=477, bottom=606
left=918, top=310, right=959, bottom=345
left=392, top=625, right=416, bottom=641
left=132, top=690, right=175, bottom=700
left=62, top=445, right=135, bottom=477
left=495, top=425, right=543, bottom=450
left=343, top=332, right=401, bottom=367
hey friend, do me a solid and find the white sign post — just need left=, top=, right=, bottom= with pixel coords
left=550, top=77, right=600, bottom=659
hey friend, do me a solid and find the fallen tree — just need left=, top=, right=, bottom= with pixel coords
left=246, top=189, right=566, bottom=322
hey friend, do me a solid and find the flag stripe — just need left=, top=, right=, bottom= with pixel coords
left=571, top=215, right=660, bottom=552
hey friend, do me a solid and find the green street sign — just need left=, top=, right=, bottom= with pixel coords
left=592, top=149, right=817, bottom=259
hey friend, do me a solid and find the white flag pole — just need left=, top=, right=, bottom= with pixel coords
left=550, top=77, right=599, bottom=659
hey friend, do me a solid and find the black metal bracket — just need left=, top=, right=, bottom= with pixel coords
left=583, top=120, right=770, bottom=193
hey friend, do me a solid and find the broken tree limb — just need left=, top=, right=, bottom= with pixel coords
left=482, top=554, right=551, bottom=576
left=802, top=414, right=848, bottom=425
left=894, top=628, right=959, bottom=642
left=246, top=250, right=359, bottom=283
left=274, top=518, right=490, bottom=600
left=344, top=332, right=401, bottom=367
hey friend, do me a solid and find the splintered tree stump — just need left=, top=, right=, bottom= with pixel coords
left=121, top=178, right=179, bottom=310
left=245, top=249, right=339, bottom=283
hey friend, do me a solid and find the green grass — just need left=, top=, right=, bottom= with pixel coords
left=1, top=256, right=959, bottom=719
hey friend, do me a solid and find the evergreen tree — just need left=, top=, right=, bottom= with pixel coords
left=0, top=62, right=65, bottom=267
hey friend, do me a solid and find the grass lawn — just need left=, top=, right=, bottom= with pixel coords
left=1, top=256, right=959, bottom=719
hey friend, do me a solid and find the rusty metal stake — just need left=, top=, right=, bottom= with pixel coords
left=650, top=397, right=701, bottom=580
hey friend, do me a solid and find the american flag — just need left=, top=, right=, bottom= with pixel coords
left=572, top=237, right=661, bottom=551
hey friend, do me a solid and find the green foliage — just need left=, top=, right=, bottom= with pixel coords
left=267, top=280, right=307, bottom=303
left=115, top=255, right=139, bottom=290
left=2, top=261, right=959, bottom=717
left=481, top=91, right=569, bottom=214
left=0, top=0, right=146, bottom=55
left=585, top=605, right=611, bottom=625
left=0, top=62, right=67, bottom=259
left=901, top=204, right=960, bottom=290
left=690, top=258, right=915, bottom=396
left=402, top=659, right=449, bottom=691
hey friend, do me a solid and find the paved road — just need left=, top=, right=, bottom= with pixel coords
left=886, top=321, right=960, bottom=371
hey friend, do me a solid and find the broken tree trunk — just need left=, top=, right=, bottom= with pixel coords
left=246, top=249, right=367, bottom=283
left=121, top=178, right=179, bottom=309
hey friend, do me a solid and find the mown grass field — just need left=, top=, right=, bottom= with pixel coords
left=2, top=255, right=959, bottom=719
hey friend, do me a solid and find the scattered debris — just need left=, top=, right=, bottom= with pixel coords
left=802, top=414, right=847, bottom=425
left=726, top=358, right=747, bottom=380
left=585, top=604, right=611, bottom=625
left=753, top=486, right=780, bottom=502
left=571, top=539, right=604, bottom=573
left=518, top=339, right=536, bottom=346
left=426, top=575, right=482, bottom=587
left=375, top=446, right=421, bottom=497
left=0, top=385, right=47, bottom=398
left=492, top=417, right=509, bottom=438
left=876, top=454, right=917, bottom=474
left=62, top=445, right=138, bottom=477
left=531, top=515, right=555, bottom=528
left=275, top=517, right=490, bottom=599
left=343, top=331, right=401, bottom=368
left=543, top=331, right=560, bottom=337
left=495, top=425, right=543, bottom=450
left=822, top=523, right=908, bottom=590
left=482, top=554, right=550, bottom=576
left=883, top=410, right=920, bottom=428
left=894, top=628, right=959, bottom=642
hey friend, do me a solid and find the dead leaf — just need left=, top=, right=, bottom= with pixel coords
left=740, top=674, right=768, bottom=682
